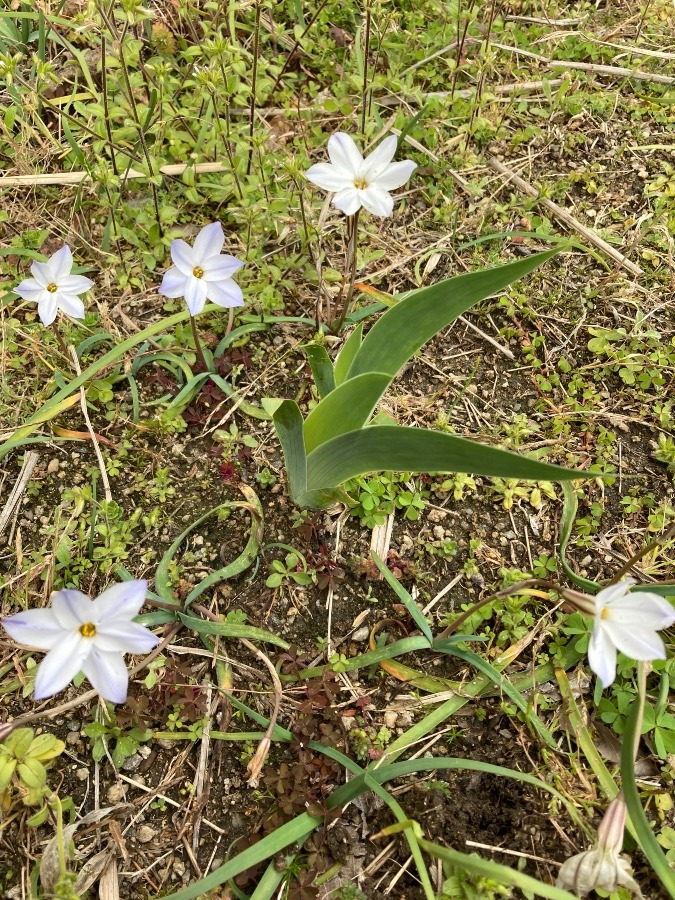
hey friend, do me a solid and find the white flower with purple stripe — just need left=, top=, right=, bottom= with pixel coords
left=306, top=132, right=416, bottom=218
left=2, top=581, right=158, bottom=704
left=14, top=245, right=93, bottom=326
left=159, top=222, right=244, bottom=316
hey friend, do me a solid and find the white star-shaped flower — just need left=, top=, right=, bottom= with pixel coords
left=588, top=580, right=675, bottom=688
left=159, top=222, right=244, bottom=316
left=14, top=245, right=93, bottom=326
left=2, top=581, right=159, bottom=704
left=306, top=132, right=417, bottom=218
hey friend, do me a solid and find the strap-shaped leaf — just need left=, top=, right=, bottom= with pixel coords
left=303, top=344, right=336, bottom=398
left=264, top=399, right=307, bottom=501
left=345, top=249, right=558, bottom=381
left=305, top=424, right=580, bottom=495
left=303, top=372, right=390, bottom=453
left=334, top=322, right=363, bottom=385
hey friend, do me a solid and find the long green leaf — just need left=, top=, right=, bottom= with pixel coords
left=303, top=373, right=390, bottom=454
left=264, top=399, right=307, bottom=500
left=334, top=322, right=363, bottom=385
left=345, top=249, right=559, bottom=381
left=303, top=344, right=336, bottom=398
left=418, top=839, right=578, bottom=900
left=304, top=425, right=582, bottom=497
left=178, top=613, right=290, bottom=649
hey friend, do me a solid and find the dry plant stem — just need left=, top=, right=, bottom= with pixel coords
left=361, top=0, right=372, bottom=138
left=190, top=315, right=210, bottom=372
left=334, top=210, right=361, bottom=333
left=51, top=322, right=68, bottom=357
left=69, top=347, right=113, bottom=504
left=0, top=162, right=230, bottom=188
left=605, top=521, right=675, bottom=586
left=0, top=451, right=38, bottom=539
left=487, top=156, right=643, bottom=276
left=246, top=0, right=262, bottom=177
left=0, top=623, right=183, bottom=740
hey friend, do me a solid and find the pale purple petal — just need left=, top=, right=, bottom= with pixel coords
left=30, top=261, right=50, bottom=288
left=2, top=608, right=65, bottom=650
left=332, top=187, right=362, bottom=216
left=34, top=632, right=90, bottom=699
left=588, top=624, right=617, bottom=688
left=81, top=647, right=129, bottom=704
left=192, top=222, right=225, bottom=262
left=14, top=277, right=44, bottom=301
left=602, top=621, right=667, bottom=662
left=95, top=621, right=159, bottom=654
left=359, top=186, right=394, bottom=217
left=93, top=580, right=147, bottom=624
left=52, top=590, right=93, bottom=629
left=159, top=266, right=188, bottom=298
left=361, top=135, right=398, bottom=180
left=170, top=239, right=196, bottom=277
left=372, top=159, right=417, bottom=191
left=201, top=255, right=244, bottom=280
left=305, top=162, right=353, bottom=192
left=37, top=295, right=60, bottom=326
left=56, top=294, right=85, bottom=320
left=326, top=133, right=363, bottom=177
left=49, top=245, right=74, bottom=280
left=207, top=280, right=244, bottom=308
left=184, top=276, right=208, bottom=316
left=59, top=275, right=94, bottom=295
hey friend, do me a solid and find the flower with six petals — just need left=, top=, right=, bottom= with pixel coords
left=159, top=221, right=244, bottom=316
left=588, top=580, right=675, bottom=688
left=305, top=132, right=416, bottom=218
left=14, top=245, right=93, bottom=326
left=1, top=581, right=158, bottom=704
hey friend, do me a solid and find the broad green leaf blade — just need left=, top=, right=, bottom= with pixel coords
left=178, top=613, right=290, bottom=649
left=345, top=249, right=559, bottom=381
left=267, top=399, right=307, bottom=503
left=334, top=322, right=363, bottom=385
left=303, top=373, right=390, bottom=454
left=303, top=344, right=336, bottom=398
left=305, top=425, right=581, bottom=496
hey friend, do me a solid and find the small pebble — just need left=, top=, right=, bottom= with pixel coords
left=136, top=825, right=156, bottom=843
left=352, top=626, right=370, bottom=642
left=107, top=784, right=125, bottom=803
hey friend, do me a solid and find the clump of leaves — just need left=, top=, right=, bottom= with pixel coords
left=118, top=659, right=208, bottom=730
left=0, top=728, right=65, bottom=823
left=354, top=549, right=417, bottom=581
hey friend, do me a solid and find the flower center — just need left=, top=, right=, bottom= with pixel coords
left=353, top=177, right=368, bottom=190
left=192, top=266, right=204, bottom=279
left=79, top=622, right=97, bottom=638
left=46, top=283, right=58, bottom=293
left=600, top=606, right=610, bottom=620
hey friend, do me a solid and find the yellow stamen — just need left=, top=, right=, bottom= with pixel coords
left=600, top=607, right=610, bottom=620
left=79, top=622, right=96, bottom=638
left=192, top=266, right=204, bottom=279
left=353, top=178, right=368, bottom=190
left=46, top=283, right=58, bottom=293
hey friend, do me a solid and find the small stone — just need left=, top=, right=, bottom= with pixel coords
left=352, top=626, right=370, bottom=642
left=75, top=768, right=89, bottom=781
left=173, top=859, right=186, bottom=876
left=107, top=783, right=125, bottom=804
left=66, top=731, right=80, bottom=745
left=122, top=753, right=142, bottom=772
left=136, top=825, right=156, bottom=843
left=47, top=459, right=60, bottom=474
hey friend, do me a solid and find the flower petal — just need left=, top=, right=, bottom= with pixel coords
left=192, top=222, right=225, bottom=262
left=81, top=647, right=129, bottom=704
left=371, top=159, right=417, bottom=191
left=361, top=135, right=398, bottom=180
left=601, top=590, right=675, bottom=631
left=326, top=133, right=363, bottom=177
left=56, top=294, right=85, bottom=320
left=2, top=608, right=65, bottom=650
left=332, top=187, right=362, bottom=216
left=159, top=266, right=188, bottom=299
left=34, top=632, right=90, bottom=699
left=602, top=620, right=667, bottom=662
left=201, top=254, right=244, bottom=281
left=95, top=621, right=159, bottom=654
left=93, top=580, right=148, bottom=624
left=359, top=185, right=394, bottom=217
left=14, top=277, right=44, bottom=301
left=59, top=275, right=94, bottom=295
left=207, top=279, right=244, bottom=308
left=170, top=239, right=196, bottom=277
left=49, top=245, right=74, bottom=280
left=30, top=261, right=50, bottom=288
left=37, top=295, right=59, bottom=326
left=184, top=276, right=208, bottom=316
left=588, top=623, right=617, bottom=688
left=52, top=590, right=94, bottom=629
left=305, top=162, right=353, bottom=192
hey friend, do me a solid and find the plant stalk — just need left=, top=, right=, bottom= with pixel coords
left=190, top=315, right=210, bottom=372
